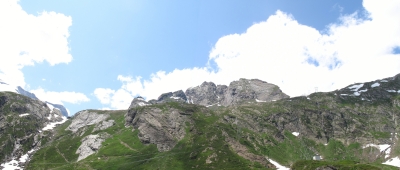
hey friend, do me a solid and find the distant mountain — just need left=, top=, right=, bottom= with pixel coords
left=0, top=81, right=69, bottom=117
left=16, top=86, right=39, bottom=100
left=45, top=102, right=69, bottom=117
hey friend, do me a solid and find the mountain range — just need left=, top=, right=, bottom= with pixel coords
left=1, top=74, right=400, bottom=169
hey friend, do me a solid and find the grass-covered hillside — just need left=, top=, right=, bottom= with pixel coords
left=27, top=94, right=400, bottom=169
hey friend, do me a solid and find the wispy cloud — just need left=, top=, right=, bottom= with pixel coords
left=95, top=0, right=400, bottom=110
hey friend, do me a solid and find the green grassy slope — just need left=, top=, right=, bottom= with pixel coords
left=26, top=96, right=400, bottom=170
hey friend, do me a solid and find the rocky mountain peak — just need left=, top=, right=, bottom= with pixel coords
left=185, top=78, right=289, bottom=107
left=127, top=78, right=289, bottom=109
left=222, top=78, right=289, bottom=105
left=128, top=96, right=151, bottom=109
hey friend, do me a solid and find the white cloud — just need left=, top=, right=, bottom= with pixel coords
left=93, top=88, right=115, bottom=104
left=0, top=0, right=72, bottom=87
left=31, top=88, right=90, bottom=105
left=95, top=0, right=400, bottom=110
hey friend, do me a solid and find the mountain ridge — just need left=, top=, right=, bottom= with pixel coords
left=2, top=74, right=400, bottom=169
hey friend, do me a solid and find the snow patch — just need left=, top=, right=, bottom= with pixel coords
left=292, top=132, right=299, bottom=136
left=340, top=94, right=348, bottom=96
left=359, top=89, right=368, bottom=92
left=19, top=113, right=30, bottom=117
left=381, top=80, right=388, bottom=82
left=1, top=148, right=36, bottom=170
left=348, top=84, right=364, bottom=91
left=353, top=92, right=360, bottom=96
left=170, top=96, right=181, bottom=100
left=137, top=97, right=145, bottom=101
left=137, top=102, right=149, bottom=106
left=387, top=90, right=396, bottom=93
left=363, top=144, right=390, bottom=153
left=46, top=103, right=55, bottom=113
left=255, top=99, right=266, bottom=102
left=371, top=82, right=380, bottom=88
left=383, top=157, right=400, bottom=168
left=42, top=116, right=68, bottom=131
left=268, top=159, right=289, bottom=170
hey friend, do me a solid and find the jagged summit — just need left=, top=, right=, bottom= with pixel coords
left=128, top=78, right=289, bottom=109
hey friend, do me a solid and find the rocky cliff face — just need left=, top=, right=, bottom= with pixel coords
left=125, top=103, right=198, bottom=152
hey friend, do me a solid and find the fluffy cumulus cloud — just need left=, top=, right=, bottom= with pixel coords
left=95, top=0, right=400, bottom=110
left=0, top=0, right=72, bottom=86
left=31, top=88, right=90, bottom=105
left=0, top=0, right=89, bottom=105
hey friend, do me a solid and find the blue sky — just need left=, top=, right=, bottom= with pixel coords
left=1, top=0, right=399, bottom=115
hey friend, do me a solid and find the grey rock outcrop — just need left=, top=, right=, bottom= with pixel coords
left=66, top=110, right=109, bottom=133
left=125, top=105, right=194, bottom=152
left=76, top=132, right=111, bottom=161
left=93, top=120, right=115, bottom=132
